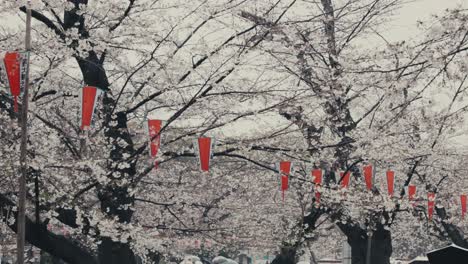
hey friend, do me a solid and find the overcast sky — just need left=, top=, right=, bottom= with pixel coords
left=385, top=0, right=467, bottom=41
left=4, top=1, right=466, bottom=41
left=3, top=1, right=467, bottom=143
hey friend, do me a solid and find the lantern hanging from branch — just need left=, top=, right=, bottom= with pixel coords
left=147, top=119, right=162, bottom=169
left=340, top=171, right=351, bottom=189
left=80, top=86, right=102, bottom=130
left=408, top=185, right=417, bottom=201
left=195, top=137, right=213, bottom=172
left=386, top=170, right=395, bottom=197
left=279, top=161, right=291, bottom=202
left=363, top=164, right=373, bottom=190
left=312, top=169, right=322, bottom=203
left=461, top=195, right=467, bottom=219
left=428, top=192, right=435, bottom=220
left=3, top=52, right=27, bottom=112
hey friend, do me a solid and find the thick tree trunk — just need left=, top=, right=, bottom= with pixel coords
left=64, top=2, right=138, bottom=263
left=97, top=111, right=137, bottom=264
left=0, top=194, right=98, bottom=264
left=436, top=207, right=468, bottom=248
left=343, top=225, right=392, bottom=264
left=98, top=237, right=136, bottom=264
left=40, top=251, right=67, bottom=264
left=271, top=247, right=297, bottom=264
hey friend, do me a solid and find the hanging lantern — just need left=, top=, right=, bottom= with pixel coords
left=363, top=164, right=373, bottom=190
left=428, top=192, right=435, bottom=220
left=3, top=52, right=25, bottom=112
left=80, top=86, right=102, bottom=130
left=340, top=171, right=351, bottom=188
left=196, top=137, right=213, bottom=171
left=147, top=119, right=162, bottom=169
left=312, top=169, right=322, bottom=203
left=386, top=170, right=395, bottom=196
left=408, top=185, right=416, bottom=201
left=279, top=161, right=291, bottom=201
left=461, top=195, right=467, bottom=219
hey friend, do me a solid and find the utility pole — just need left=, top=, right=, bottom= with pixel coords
left=17, top=2, right=32, bottom=264
left=365, top=230, right=373, bottom=264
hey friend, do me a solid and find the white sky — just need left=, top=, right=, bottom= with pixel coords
left=3, top=1, right=467, bottom=143
left=389, top=0, right=468, bottom=145
left=385, top=0, right=467, bottom=42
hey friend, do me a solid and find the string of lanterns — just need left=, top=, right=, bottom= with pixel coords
left=279, top=162, right=467, bottom=220
left=2, top=52, right=467, bottom=221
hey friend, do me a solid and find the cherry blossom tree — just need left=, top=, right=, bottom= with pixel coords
left=0, top=0, right=303, bottom=263
left=233, top=1, right=468, bottom=264
left=1, top=1, right=468, bottom=264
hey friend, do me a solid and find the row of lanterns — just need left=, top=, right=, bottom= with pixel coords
left=1, top=53, right=215, bottom=171
left=147, top=119, right=214, bottom=171
left=279, top=161, right=467, bottom=220
left=2, top=52, right=466, bottom=221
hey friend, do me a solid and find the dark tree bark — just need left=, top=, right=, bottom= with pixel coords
left=339, top=224, right=392, bottom=264
left=40, top=251, right=67, bottom=264
left=271, top=206, right=325, bottom=264
left=0, top=3, right=140, bottom=264
left=271, top=247, right=296, bottom=264
left=435, top=207, right=468, bottom=248
left=63, top=3, right=138, bottom=263
left=0, top=194, right=98, bottom=264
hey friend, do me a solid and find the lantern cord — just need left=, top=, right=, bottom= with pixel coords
left=14, top=96, right=18, bottom=113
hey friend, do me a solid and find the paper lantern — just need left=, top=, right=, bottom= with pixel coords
left=147, top=119, right=162, bottom=169
left=386, top=170, right=395, bottom=196
left=312, top=169, right=322, bottom=203
left=428, top=192, right=435, bottom=220
left=196, top=137, right=213, bottom=171
left=3, top=52, right=24, bottom=112
left=340, top=171, right=351, bottom=188
left=363, top=164, right=373, bottom=190
left=408, top=185, right=416, bottom=201
left=279, top=161, right=291, bottom=201
left=461, top=195, right=467, bottom=219
left=80, top=86, right=102, bottom=130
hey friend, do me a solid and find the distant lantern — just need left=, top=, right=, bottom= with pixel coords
left=386, top=170, right=395, bottom=196
left=312, top=169, right=322, bottom=203
left=461, top=195, right=467, bottom=219
left=363, top=164, right=373, bottom=190
left=196, top=137, right=213, bottom=172
left=428, top=192, right=436, bottom=220
left=340, top=171, right=351, bottom=189
left=147, top=119, right=162, bottom=169
left=3, top=52, right=26, bottom=112
left=80, top=86, right=102, bottom=130
left=279, top=161, right=291, bottom=201
left=408, top=185, right=417, bottom=201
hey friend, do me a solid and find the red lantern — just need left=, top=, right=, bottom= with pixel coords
left=386, top=170, right=395, bottom=196
left=80, top=86, right=102, bottom=130
left=279, top=161, right=291, bottom=201
left=3, top=52, right=24, bottom=112
left=408, top=185, right=416, bottom=201
left=196, top=137, right=213, bottom=171
left=147, top=119, right=162, bottom=169
left=461, top=195, right=467, bottom=219
left=428, top=192, right=435, bottom=220
left=363, top=164, right=373, bottom=190
left=312, top=169, right=322, bottom=203
left=340, top=171, right=351, bottom=188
